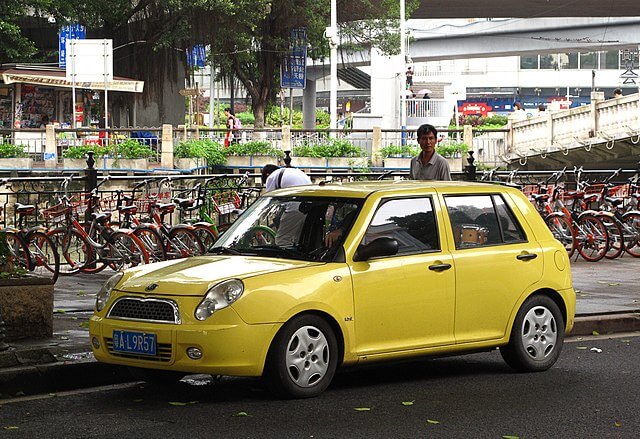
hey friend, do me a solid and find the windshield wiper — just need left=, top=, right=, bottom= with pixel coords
left=208, top=247, right=243, bottom=255
left=249, top=245, right=307, bottom=260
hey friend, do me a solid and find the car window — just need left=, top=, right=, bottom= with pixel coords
left=445, top=194, right=526, bottom=249
left=361, top=197, right=439, bottom=255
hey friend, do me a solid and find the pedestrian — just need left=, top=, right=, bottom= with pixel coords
left=406, top=66, right=414, bottom=88
left=261, top=164, right=312, bottom=246
left=509, top=102, right=527, bottom=122
left=224, top=107, right=236, bottom=147
left=409, top=124, right=452, bottom=181
left=613, top=88, right=623, bottom=98
left=537, top=104, right=547, bottom=114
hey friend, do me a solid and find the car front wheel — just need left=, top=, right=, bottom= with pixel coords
left=500, top=295, right=564, bottom=372
left=264, top=315, right=338, bottom=398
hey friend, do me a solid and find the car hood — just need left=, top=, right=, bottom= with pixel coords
left=116, top=255, right=320, bottom=296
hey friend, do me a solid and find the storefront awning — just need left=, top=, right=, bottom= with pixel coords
left=0, top=68, right=144, bottom=93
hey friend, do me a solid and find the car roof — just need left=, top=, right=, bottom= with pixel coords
left=267, top=180, right=517, bottom=199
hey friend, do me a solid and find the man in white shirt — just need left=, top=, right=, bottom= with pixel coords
left=261, top=165, right=312, bottom=246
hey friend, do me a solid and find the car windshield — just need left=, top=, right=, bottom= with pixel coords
left=212, top=196, right=362, bottom=262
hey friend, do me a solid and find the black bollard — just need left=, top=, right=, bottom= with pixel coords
left=284, top=150, right=292, bottom=168
left=464, top=151, right=477, bottom=181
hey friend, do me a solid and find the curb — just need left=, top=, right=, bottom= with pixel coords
left=570, top=312, right=640, bottom=337
left=0, top=359, right=131, bottom=397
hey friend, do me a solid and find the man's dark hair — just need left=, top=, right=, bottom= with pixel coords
left=261, top=164, right=280, bottom=184
left=613, top=88, right=622, bottom=95
left=417, top=124, right=438, bottom=139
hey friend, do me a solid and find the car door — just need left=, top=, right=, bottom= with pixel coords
left=350, top=196, right=455, bottom=356
left=444, top=193, right=544, bottom=344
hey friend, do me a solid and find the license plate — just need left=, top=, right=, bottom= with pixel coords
left=112, top=330, right=157, bottom=355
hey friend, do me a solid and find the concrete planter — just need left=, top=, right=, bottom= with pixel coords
left=326, top=157, right=369, bottom=169
left=445, top=157, right=463, bottom=172
left=0, top=158, right=34, bottom=169
left=0, top=276, right=54, bottom=341
left=174, top=157, right=207, bottom=170
left=290, top=157, right=326, bottom=168
left=383, top=157, right=412, bottom=169
left=225, top=155, right=281, bottom=168
left=63, top=157, right=149, bottom=170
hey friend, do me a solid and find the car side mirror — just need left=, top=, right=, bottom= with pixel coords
left=353, top=237, right=399, bottom=262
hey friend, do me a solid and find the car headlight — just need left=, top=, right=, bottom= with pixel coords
left=95, top=272, right=124, bottom=312
left=195, top=279, right=244, bottom=321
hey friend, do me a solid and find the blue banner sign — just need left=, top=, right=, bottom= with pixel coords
left=187, top=45, right=207, bottom=68
left=281, top=28, right=307, bottom=89
left=59, top=24, right=86, bottom=68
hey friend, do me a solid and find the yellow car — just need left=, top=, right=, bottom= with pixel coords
left=90, top=181, right=575, bottom=398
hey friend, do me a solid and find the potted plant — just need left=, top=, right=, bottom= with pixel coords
left=108, top=138, right=155, bottom=169
left=0, top=143, right=33, bottom=169
left=380, top=144, right=420, bottom=169
left=62, top=145, right=110, bottom=169
left=0, top=231, right=54, bottom=341
left=436, top=142, right=469, bottom=172
left=225, top=140, right=285, bottom=168
left=174, top=139, right=226, bottom=170
left=292, top=139, right=369, bottom=169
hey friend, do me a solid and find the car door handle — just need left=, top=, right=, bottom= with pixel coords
left=516, top=253, right=538, bottom=261
left=429, top=263, right=452, bottom=271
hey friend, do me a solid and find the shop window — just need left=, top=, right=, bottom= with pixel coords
left=600, top=50, right=620, bottom=69
left=540, top=54, right=559, bottom=70
left=558, top=52, right=578, bottom=69
left=579, top=52, right=597, bottom=69
left=520, top=55, right=539, bottom=69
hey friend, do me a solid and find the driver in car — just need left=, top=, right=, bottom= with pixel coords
left=261, top=164, right=312, bottom=246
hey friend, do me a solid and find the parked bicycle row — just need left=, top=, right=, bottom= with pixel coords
left=525, top=167, right=640, bottom=262
left=0, top=173, right=264, bottom=282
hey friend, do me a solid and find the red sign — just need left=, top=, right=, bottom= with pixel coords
left=459, top=102, right=492, bottom=116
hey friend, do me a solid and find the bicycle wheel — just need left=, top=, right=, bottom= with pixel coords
left=622, top=212, right=640, bottom=257
left=79, top=231, right=109, bottom=274
left=27, top=231, right=60, bottom=283
left=106, top=231, right=150, bottom=271
left=133, top=225, right=167, bottom=262
left=192, top=224, right=218, bottom=253
left=544, top=214, right=576, bottom=257
left=47, top=227, right=93, bottom=275
left=3, top=231, right=29, bottom=273
left=600, top=215, right=624, bottom=259
left=166, top=228, right=205, bottom=259
left=240, top=225, right=277, bottom=247
left=576, top=215, right=609, bottom=262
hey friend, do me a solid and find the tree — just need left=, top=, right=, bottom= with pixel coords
left=0, top=1, right=49, bottom=64
left=7, top=1, right=418, bottom=127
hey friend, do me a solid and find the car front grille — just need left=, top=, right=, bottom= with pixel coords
left=107, top=297, right=180, bottom=324
left=105, top=338, right=173, bottom=362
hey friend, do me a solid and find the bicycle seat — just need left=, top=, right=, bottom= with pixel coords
left=173, top=198, right=196, bottom=210
left=91, top=211, right=112, bottom=223
left=531, top=193, right=548, bottom=202
left=14, top=203, right=36, bottom=215
left=118, top=205, right=138, bottom=215
left=604, top=197, right=623, bottom=207
left=156, top=203, right=176, bottom=214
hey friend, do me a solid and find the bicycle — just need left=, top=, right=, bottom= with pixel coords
left=2, top=203, right=60, bottom=283
left=47, top=177, right=150, bottom=274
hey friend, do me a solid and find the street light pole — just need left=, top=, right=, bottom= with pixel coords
left=329, top=0, right=338, bottom=134
left=400, top=0, right=407, bottom=131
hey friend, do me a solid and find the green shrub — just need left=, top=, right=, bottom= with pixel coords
left=0, top=143, right=28, bottom=158
left=437, top=142, right=469, bottom=158
left=380, top=144, right=420, bottom=158
left=112, top=139, right=154, bottom=159
left=292, top=139, right=366, bottom=158
left=226, top=140, right=284, bottom=158
left=236, top=111, right=255, bottom=127
left=175, top=139, right=226, bottom=166
left=62, top=145, right=110, bottom=159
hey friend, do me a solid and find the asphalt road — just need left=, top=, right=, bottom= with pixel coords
left=1, top=334, right=638, bottom=438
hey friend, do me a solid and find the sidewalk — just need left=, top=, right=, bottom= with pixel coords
left=1, top=258, right=639, bottom=396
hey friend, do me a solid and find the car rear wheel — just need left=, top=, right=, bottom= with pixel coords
left=500, top=295, right=564, bottom=372
left=264, top=315, right=338, bottom=399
